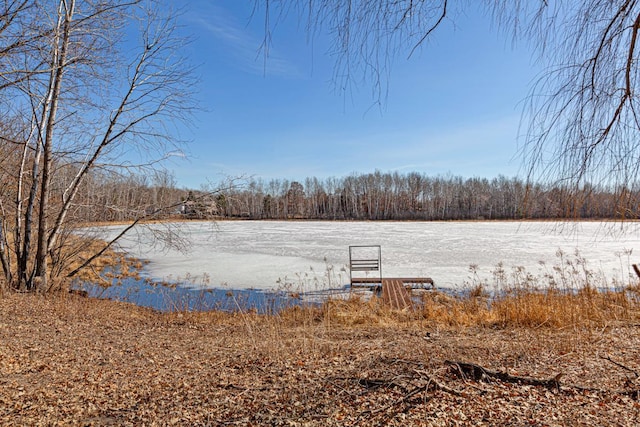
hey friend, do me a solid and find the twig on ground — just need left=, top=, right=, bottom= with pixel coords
left=357, top=377, right=409, bottom=394
left=602, top=355, right=640, bottom=378
left=358, top=368, right=464, bottom=419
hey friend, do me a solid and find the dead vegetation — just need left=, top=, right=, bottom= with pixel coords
left=318, top=283, right=640, bottom=330
left=1, top=288, right=640, bottom=426
left=0, top=233, right=147, bottom=294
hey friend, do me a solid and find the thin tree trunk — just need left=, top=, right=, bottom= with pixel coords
left=20, top=121, right=44, bottom=290
left=0, top=217, right=11, bottom=285
left=33, top=0, right=74, bottom=290
left=14, top=127, right=32, bottom=289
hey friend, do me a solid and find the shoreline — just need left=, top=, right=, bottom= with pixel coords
left=74, top=276, right=318, bottom=313
left=73, top=272, right=637, bottom=315
left=78, top=216, right=640, bottom=228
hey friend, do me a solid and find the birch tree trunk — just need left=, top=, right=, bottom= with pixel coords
left=33, top=0, right=75, bottom=290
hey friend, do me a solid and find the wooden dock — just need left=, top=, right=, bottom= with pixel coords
left=348, top=245, right=434, bottom=310
left=350, top=277, right=434, bottom=310
left=381, top=279, right=413, bottom=310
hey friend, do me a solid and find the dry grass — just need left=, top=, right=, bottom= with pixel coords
left=0, top=231, right=145, bottom=292
left=490, top=286, right=637, bottom=327
left=68, top=238, right=147, bottom=285
left=267, top=284, right=640, bottom=331
left=3, top=241, right=640, bottom=424
left=1, top=291, right=640, bottom=426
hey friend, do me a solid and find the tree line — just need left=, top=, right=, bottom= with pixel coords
left=24, top=167, right=637, bottom=225
left=201, top=172, right=639, bottom=221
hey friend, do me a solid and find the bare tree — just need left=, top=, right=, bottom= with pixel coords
left=259, top=0, right=453, bottom=104
left=0, top=0, right=196, bottom=291
left=260, top=1, right=640, bottom=215
left=512, top=1, right=640, bottom=198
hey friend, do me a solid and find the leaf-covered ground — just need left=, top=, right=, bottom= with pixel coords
left=1, top=293, right=639, bottom=426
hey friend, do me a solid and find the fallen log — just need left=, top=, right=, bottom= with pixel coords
left=445, top=360, right=562, bottom=390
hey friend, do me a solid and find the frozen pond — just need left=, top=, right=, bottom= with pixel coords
left=89, top=220, right=640, bottom=292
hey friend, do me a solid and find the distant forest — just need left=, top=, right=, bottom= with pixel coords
left=213, top=172, right=635, bottom=221
left=72, top=170, right=639, bottom=222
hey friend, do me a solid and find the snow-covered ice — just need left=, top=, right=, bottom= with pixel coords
left=89, top=220, right=640, bottom=292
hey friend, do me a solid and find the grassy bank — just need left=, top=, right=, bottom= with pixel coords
left=1, top=286, right=640, bottom=425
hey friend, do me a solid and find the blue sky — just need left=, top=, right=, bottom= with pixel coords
left=170, top=1, right=541, bottom=189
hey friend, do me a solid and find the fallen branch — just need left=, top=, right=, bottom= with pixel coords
left=357, top=377, right=409, bottom=394
left=621, top=389, right=640, bottom=400
left=600, top=356, right=640, bottom=400
left=446, top=360, right=640, bottom=399
left=360, top=370, right=464, bottom=418
left=445, top=360, right=562, bottom=390
left=601, top=355, right=639, bottom=378
left=413, top=369, right=464, bottom=397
